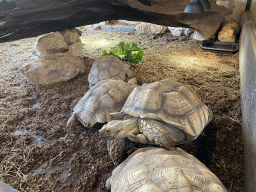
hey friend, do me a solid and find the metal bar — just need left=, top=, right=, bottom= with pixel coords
left=245, top=0, right=252, bottom=11
left=239, top=11, right=256, bottom=192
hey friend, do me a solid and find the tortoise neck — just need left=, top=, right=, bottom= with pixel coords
left=119, top=117, right=139, bottom=138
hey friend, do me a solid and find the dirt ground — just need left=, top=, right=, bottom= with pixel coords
left=0, top=29, right=243, bottom=192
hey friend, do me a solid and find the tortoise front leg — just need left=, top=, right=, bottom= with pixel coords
left=107, top=138, right=126, bottom=166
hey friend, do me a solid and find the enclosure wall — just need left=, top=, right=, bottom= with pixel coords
left=239, top=11, right=256, bottom=192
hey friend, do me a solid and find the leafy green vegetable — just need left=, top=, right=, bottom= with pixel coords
left=101, top=41, right=144, bottom=66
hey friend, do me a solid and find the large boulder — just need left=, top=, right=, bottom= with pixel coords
left=135, top=22, right=168, bottom=35
left=20, top=53, right=86, bottom=86
left=60, top=28, right=81, bottom=45
left=68, top=39, right=84, bottom=58
left=35, top=31, right=69, bottom=56
left=21, top=28, right=85, bottom=86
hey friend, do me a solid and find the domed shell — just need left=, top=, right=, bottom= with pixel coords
left=67, top=79, right=136, bottom=127
left=88, top=55, right=133, bottom=88
left=107, top=147, right=227, bottom=192
left=121, top=78, right=213, bottom=141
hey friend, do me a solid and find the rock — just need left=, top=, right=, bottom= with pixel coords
left=83, top=24, right=102, bottom=31
left=168, top=27, right=184, bottom=36
left=184, top=28, right=195, bottom=36
left=105, top=20, right=119, bottom=25
left=193, top=30, right=205, bottom=41
left=75, top=28, right=83, bottom=36
left=36, top=32, right=69, bottom=56
left=135, top=22, right=168, bottom=34
left=60, top=28, right=81, bottom=45
left=23, top=29, right=85, bottom=85
left=168, top=27, right=194, bottom=37
left=68, top=40, right=84, bottom=58
left=218, top=22, right=239, bottom=42
left=20, top=53, right=86, bottom=86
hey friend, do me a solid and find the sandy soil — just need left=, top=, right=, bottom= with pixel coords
left=0, top=29, right=243, bottom=192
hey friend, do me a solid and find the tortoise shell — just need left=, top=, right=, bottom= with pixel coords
left=88, top=55, right=133, bottom=88
left=67, top=79, right=137, bottom=127
left=107, top=147, right=227, bottom=192
left=120, top=78, right=213, bottom=141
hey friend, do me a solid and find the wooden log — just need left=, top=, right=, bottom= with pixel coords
left=0, top=0, right=231, bottom=43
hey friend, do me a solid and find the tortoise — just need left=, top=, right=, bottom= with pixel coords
left=99, top=78, right=213, bottom=165
left=88, top=55, right=133, bottom=88
left=67, top=78, right=137, bottom=127
left=106, top=147, right=227, bottom=192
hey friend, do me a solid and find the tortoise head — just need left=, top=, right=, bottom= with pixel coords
left=99, top=120, right=126, bottom=140
left=99, top=118, right=139, bottom=140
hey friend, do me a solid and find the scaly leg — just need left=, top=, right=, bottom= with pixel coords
left=107, top=138, right=126, bottom=166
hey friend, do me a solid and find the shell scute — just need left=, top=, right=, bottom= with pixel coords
left=99, top=70, right=110, bottom=81
left=88, top=55, right=133, bottom=88
left=108, top=147, right=227, bottom=192
left=91, top=67, right=99, bottom=76
left=162, top=91, right=194, bottom=116
left=109, top=65, right=120, bottom=76
left=98, top=94, right=116, bottom=108
left=134, top=182, right=162, bottom=192
left=121, top=78, right=212, bottom=142
left=152, top=167, right=188, bottom=190
left=68, top=79, right=137, bottom=127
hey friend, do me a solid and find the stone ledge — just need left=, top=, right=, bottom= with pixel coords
left=101, top=25, right=135, bottom=32
left=0, top=181, right=20, bottom=192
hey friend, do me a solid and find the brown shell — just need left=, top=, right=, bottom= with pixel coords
left=108, top=147, right=227, bottom=192
left=88, top=55, right=133, bottom=88
left=67, top=79, right=136, bottom=127
left=121, top=78, right=213, bottom=141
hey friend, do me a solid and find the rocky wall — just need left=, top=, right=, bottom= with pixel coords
left=217, top=0, right=256, bottom=23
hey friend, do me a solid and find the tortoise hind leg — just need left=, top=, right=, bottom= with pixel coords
left=107, top=138, right=126, bottom=166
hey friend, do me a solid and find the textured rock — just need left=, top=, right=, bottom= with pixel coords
left=168, top=27, right=184, bottom=36
left=22, top=29, right=85, bottom=86
left=217, top=0, right=256, bottom=23
left=68, top=39, right=84, bottom=58
left=135, top=22, right=168, bottom=34
left=36, top=32, right=69, bottom=56
left=184, top=28, right=195, bottom=36
left=218, top=22, right=239, bottom=42
left=60, top=28, right=81, bottom=45
left=168, top=27, right=194, bottom=37
left=82, top=23, right=102, bottom=31
left=105, top=20, right=119, bottom=25
left=75, top=28, right=83, bottom=36
left=20, top=53, right=86, bottom=86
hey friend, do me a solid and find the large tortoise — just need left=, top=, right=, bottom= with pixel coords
left=67, top=78, right=137, bottom=127
left=88, top=55, right=133, bottom=88
left=106, top=147, right=227, bottom=192
left=99, top=79, right=212, bottom=164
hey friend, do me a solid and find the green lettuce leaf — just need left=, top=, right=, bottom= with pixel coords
left=101, top=41, right=144, bottom=66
